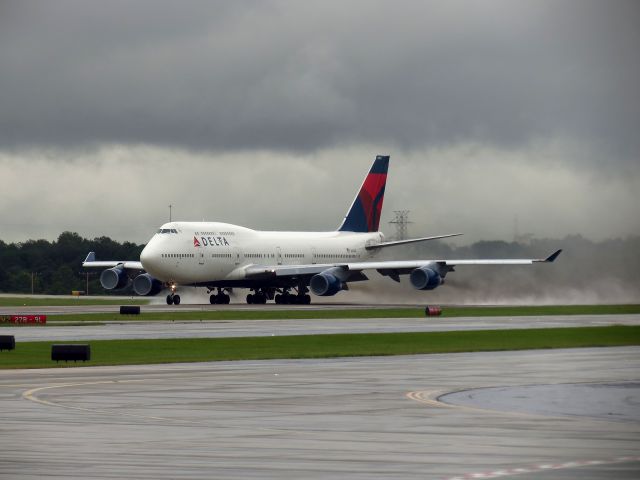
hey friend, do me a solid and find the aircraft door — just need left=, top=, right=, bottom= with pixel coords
left=277, top=247, right=282, bottom=265
left=199, top=250, right=205, bottom=265
left=234, top=247, right=241, bottom=265
left=311, top=247, right=317, bottom=264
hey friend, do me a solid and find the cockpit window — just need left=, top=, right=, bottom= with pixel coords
left=157, top=228, right=178, bottom=234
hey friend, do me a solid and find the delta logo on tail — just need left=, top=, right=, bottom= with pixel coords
left=339, top=155, right=389, bottom=233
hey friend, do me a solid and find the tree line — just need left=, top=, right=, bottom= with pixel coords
left=0, top=232, right=144, bottom=295
left=0, top=231, right=638, bottom=302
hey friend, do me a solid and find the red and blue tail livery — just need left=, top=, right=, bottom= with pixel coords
left=339, top=155, right=389, bottom=233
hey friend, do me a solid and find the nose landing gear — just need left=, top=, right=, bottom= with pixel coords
left=166, top=293, right=181, bottom=305
left=166, top=284, right=180, bottom=305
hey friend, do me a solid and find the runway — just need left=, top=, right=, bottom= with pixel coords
left=1, top=347, right=639, bottom=479
left=4, top=314, right=640, bottom=342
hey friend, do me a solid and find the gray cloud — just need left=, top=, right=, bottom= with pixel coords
left=0, top=0, right=638, bottom=245
left=1, top=143, right=638, bottom=244
left=1, top=0, right=638, bottom=165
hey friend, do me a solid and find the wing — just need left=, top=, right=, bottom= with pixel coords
left=82, top=251, right=144, bottom=271
left=243, top=249, right=562, bottom=282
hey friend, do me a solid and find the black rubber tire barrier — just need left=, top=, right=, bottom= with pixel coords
left=51, top=344, right=91, bottom=362
left=120, top=305, right=141, bottom=315
left=0, top=335, right=15, bottom=351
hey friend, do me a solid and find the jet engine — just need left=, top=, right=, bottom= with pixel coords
left=133, top=273, right=163, bottom=296
left=100, top=266, right=128, bottom=290
left=310, top=272, right=345, bottom=296
left=409, top=265, right=443, bottom=291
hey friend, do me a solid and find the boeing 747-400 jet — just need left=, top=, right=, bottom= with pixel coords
left=83, top=155, right=561, bottom=305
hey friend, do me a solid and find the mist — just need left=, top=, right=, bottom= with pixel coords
left=334, top=235, right=640, bottom=305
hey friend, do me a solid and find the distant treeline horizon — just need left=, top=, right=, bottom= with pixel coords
left=0, top=232, right=639, bottom=303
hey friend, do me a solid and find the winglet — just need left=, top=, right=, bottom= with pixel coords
left=84, top=251, right=96, bottom=263
left=544, top=249, right=562, bottom=262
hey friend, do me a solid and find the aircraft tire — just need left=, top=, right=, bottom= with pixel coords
left=223, top=294, right=230, bottom=304
left=275, top=294, right=282, bottom=304
left=210, top=295, right=217, bottom=304
left=166, top=294, right=174, bottom=305
left=303, top=294, right=311, bottom=304
left=246, top=294, right=254, bottom=304
left=173, top=295, right=181, bottom=305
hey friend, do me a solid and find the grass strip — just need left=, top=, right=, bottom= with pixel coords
left=2, top=326, right=638, bottom=369
left=0, top=297, right=148, bottom=307
left=14, top=303, right=640, bottom=324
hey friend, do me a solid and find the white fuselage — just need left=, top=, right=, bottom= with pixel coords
left=140, top=222, right=383, bottom=284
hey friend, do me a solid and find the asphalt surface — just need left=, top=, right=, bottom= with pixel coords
left=3, top=314, right=639, bottom=342
left=441, top=382, right=640, bottom=422
left=1, top=347, right=639, bottom=479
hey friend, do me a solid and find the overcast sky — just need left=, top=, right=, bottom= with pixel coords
left=1, top=0, right=638, bottom=244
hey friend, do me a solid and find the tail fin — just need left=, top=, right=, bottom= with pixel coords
left=338, top=155, right=389, bottom=232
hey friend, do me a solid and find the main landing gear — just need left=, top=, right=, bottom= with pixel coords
left=246, top=287, right=311, bottom=305
left=209, top=288, right=231, bottom=305
left=275, top=292, right=311, bottom=305
left=246, top=290, right=267, bottom=304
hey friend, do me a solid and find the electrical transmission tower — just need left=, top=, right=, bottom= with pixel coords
left=389, top=210, right=412, bottom=240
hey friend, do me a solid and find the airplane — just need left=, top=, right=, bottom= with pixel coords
left=83, top=155, right=561, bottom=305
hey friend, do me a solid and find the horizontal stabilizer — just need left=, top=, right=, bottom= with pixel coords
left=365, top=233, right=463, bottom=250
left=82, top=251, right=143, bottom=270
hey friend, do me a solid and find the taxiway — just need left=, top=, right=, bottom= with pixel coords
left=3, top=314, right=640, bottom=342
left=1, top=347, right=638, bottom=479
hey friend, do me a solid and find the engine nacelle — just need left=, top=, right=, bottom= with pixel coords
left=409, top=266, right=443, bottom=291
left=310, top=272, right=344, bottom=296
left=100, top=266, right=128, bottom=290
left=132, top=273, right=163, bottom=296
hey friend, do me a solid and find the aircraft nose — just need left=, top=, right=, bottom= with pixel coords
left=139, top=242, right=164, bottom=280
left=140, top=243, right=153, bottom=268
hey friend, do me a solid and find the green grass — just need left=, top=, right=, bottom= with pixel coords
left=0, top=297, right=149, bottom=307
left=1, top=326, right=639, bottom=369
left=14, top=303, right=638, bottom=324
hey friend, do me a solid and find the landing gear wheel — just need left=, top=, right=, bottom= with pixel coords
left=166, top=294, right=174, bottom=305
left=210, top=294, right=217, bottom=305
left=173, top=294, right=181, bottom=305
left=303, top=294, right=311, bottom=304
left=223, top=294, right=231, bottom=304
left=275, top=294, right=282, bottom=304
left=246, top=294, right=254, bottom=304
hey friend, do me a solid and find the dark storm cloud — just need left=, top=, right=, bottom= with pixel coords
left=0, top=0, right=638, bottom=163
